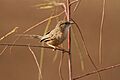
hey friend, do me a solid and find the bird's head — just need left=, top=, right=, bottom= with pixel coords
left=56, top=20, right=74, bottom=31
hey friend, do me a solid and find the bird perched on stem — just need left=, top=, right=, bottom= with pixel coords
left=17, top=20, right=74, bottom=50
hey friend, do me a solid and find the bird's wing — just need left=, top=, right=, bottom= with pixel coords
left=40, top=34, right=51, bottom=42
left=40, top=28, right=59, bottom=42
left=39, top=31, right=51, bottom=42
left=40, top=30, right=55, bottom=42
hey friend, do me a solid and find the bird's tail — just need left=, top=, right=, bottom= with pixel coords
left=16, top=34, right=42, bottom=39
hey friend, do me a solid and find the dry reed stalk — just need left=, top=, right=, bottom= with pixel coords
left=0, top=27, right=18, bottom=41
left=99, top=0, right=106, bottom=64
left=28, top=46, right=42, bottom=80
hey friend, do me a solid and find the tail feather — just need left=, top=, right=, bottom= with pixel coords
left=16, top=34, right=42, bottom=39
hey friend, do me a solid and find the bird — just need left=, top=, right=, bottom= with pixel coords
left=17, top=20, right=74, bottom=49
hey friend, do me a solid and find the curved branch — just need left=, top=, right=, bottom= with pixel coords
left=71, top=18, right=102, bottom=80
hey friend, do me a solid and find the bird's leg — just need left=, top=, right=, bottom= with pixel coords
left=57, top=45, right=63, bottom=49
left=47, top=44, right=57, bottom=51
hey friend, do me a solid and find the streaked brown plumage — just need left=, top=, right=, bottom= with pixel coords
left=17, top=20, right=74, bottom=49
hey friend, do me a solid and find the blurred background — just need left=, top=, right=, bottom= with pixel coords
left=0, top=0, right=120, bottom=80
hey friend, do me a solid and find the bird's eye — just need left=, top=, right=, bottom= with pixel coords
left=65, top=22, right=70, bottom=25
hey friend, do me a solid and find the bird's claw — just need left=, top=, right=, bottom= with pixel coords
left=52, top=47, right=57, bottom=51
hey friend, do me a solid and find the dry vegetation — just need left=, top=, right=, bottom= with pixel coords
left=0, top=0, right=120, bottom=80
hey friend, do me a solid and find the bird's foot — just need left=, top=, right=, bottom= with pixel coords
left=53, top=48, right=57, bottom=51
left=47, top=44, right=57, bottom=51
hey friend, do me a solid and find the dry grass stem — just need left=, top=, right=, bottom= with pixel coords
left=71, top=29, right=84, bottom=70
left=53, top=51, right=58, bottom=63
left=71, top=19, right=102, bottom=80
left=69, top=0, right=78, bottom=6
left=40, top=9, right=55, bottom=70
left=73, top=63, right=120, bottom=80
left=0, top=27, right=19, bottom=54
left=0, top=45, right=8, bottom=55
left=9, top=37, right=21, bottom=54
left=0, top=27, right=19, bottom=41
left=73, top=0, right=81, bottom=13
left=99, top=0, right=106, bottom=64
left=59, top=52, right=64, bottom=80
left=28, top=46, right=42, bottom=80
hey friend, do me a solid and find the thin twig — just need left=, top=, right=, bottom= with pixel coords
left=71, top=18, right=102, bottom=80
left=28, top=46, right=42, bottom=80
left=99, top=0, right=106, bottom=64
left=59, top=51, right=64, bottom=80
left=0, top=27, right=19, bottom=41
left=73, top=0, right=81, bottom=13
left=53, top=50, right=59, bottom=63
left=0, top=27, right=19, bottom=54
left=59, top=3, right=68, bottom=17
left=0, top=43, right=69, bottom=53
left=9, top=37, right=21, bottom=54
left=73, top=63, right=120, bottom=80
left=69, top=0, right=78, bottom=6
left=0, top=45, right=8, bottom=55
